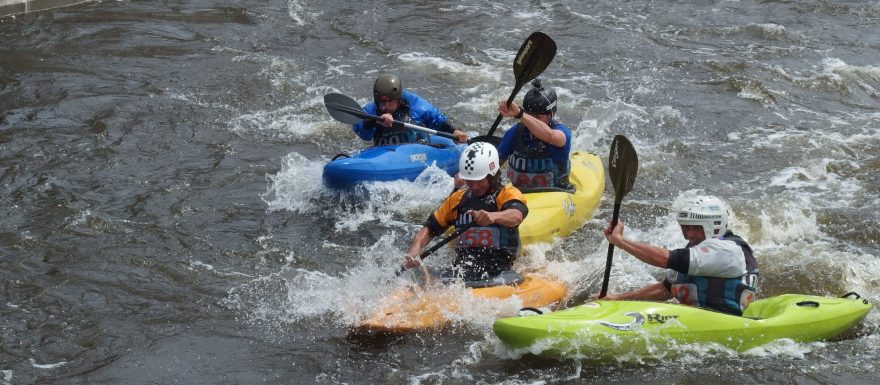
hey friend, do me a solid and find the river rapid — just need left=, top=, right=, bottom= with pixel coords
left=1, top=1, right=879, bottom=384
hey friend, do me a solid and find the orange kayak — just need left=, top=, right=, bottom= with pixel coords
left=353, top=273, right=565, bottom=334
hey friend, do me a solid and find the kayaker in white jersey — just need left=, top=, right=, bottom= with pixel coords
left=352, top=74, right=468, bottom=146
left=600, top=195, right=759, bottom=315
left=403, top=142, right=528, bottom=282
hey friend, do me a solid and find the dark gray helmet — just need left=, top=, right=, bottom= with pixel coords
left=373, top=74, right=404, bottom=104
left=522, top=78, right=557, bottom=115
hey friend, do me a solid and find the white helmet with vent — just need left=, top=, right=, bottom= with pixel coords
left=675, top=195, right=730, bottom=239
left=458, top=142, right=499, bottom=181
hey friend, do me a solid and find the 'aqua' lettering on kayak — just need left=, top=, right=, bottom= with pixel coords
left=409, top=153, right=427, bottom=162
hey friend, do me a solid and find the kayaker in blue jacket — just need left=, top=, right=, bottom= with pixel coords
left=403, top=142, right=528, bottom=282
left=600, top=195, right=759, bottom=316
left=352, top=74, right=468, bottom=146
left=496, top=79, right=572, bottom=191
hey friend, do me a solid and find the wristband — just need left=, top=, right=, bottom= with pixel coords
left=515, top=109, right=524, bottom=119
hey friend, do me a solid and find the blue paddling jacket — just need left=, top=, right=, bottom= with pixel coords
left=352, top=91, right=455, bottom=146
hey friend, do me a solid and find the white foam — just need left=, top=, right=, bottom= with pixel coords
left=28, top=358, right=67, bottom=370
left=262, top=152, right=326, bottom=213
left=399, top=53, right=487, bottom=75
left=743, top=338, right=819, bottom=359
left=231, top=104, right=328, bottom=139
left=768, top=159, right=862, bottom=206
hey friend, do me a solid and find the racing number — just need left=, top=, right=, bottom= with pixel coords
left=377, top=135, right=402, bottom=146
left=672, top=286, right=692, bottom=305
left=509, top=171, right=549, bottom=188
left=461, top=228, right=495, bottom=248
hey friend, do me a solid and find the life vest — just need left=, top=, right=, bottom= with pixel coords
left=505, top=123, right=570, bottom=189
left=449, top=187, right=522, bottom=280
left=666, top=233, right=759, bottom=315
left=371, top=104, right=430, bottom=146
left=423, top=184, right=525, bottom=281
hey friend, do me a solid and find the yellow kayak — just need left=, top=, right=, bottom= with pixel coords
left=352, top=273, right=565, bottom=334
left=518, top=151, right=605, bottom=245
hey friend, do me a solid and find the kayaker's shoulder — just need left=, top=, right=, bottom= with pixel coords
left=497, top=185, right=527, bottom=202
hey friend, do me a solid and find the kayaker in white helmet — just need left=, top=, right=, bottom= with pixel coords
left=352, top=73, right=468, bottom=145
left=600, top=195, right=759, bottom=315
left=496, top=78, right=572, bottom=191
left=403, top=142, right=528, bottom=282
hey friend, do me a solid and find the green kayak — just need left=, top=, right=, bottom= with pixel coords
left=493, top=293, right=872, bottom=359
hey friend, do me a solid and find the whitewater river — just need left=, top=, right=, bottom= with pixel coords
left=1, top=1, right=878, bottom=384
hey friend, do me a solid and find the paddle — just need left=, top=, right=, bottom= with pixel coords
left=470, top=31, right=557, bottom=145
left=598, top=135, right=639, bottom=299
left=323, top=92, right=458, bottom=141
left=395, top=223, right=476, bottom=276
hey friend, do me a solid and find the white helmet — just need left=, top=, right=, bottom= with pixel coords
left=458, top=142, right=500, bottom=181
left=675, top=195, right=730, bottom=239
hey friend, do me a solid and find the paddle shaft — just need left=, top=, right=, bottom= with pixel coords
left=485, top=83, right=526, bottom=138
left=395, top=223, right=476, bottom=276
left=598, top=200, right=622, bottom=298
left=325, top=101, right=457, bottom=141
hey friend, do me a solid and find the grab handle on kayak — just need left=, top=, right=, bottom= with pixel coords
left=842, top=292, right=861, bottom=299
left=796, top=301, right=820, bottom=308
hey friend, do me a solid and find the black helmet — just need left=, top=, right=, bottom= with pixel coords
left=522, top=78, right=557, bottom=115
left=373, top=74, right=404, bottom=104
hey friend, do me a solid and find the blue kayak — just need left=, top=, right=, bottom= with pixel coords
left=323, top=136, right=466, bottom=189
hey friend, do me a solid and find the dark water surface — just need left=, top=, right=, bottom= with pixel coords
left=2, top=1, right=879, bottom=384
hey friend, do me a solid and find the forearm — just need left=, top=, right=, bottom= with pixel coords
left=520, top=114, right=566, bottom=147
left=612, top=282, right=673, bottom=301
left=352, top=122, right=374, bottom=141
left=491, top=208, right=523, bottom=227
left=614, top=237, right=670, bottom=269
left=407, top=227, right=434, bottom=257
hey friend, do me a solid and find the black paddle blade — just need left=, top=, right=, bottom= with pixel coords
left=324, top=92, right=371, bottom=125
left=608, top=135, right=638, bottom=204
left=599, top=135, right=638, bottom=299
left=513, top=31, right=557, bottom=86
left=486, top=32, right=558, bottom=138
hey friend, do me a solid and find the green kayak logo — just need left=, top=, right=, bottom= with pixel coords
left=599, top=312, right=643, bottom=331
left=600, top=312, right=679, bottom=331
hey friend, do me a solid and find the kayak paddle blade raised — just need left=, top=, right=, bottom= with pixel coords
left=486, top=32, right=558, bottom=137
left=608, top=135, right=638, bottom=204
left=512, top=31, right=557, bottom=87
left=599, top=135, right=639, bottom=298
